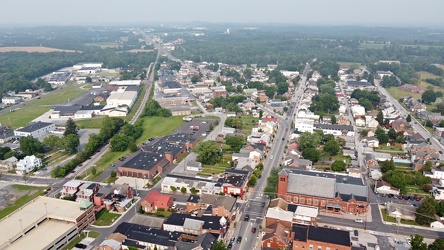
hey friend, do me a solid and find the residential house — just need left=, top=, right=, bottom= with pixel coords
left=365, top=154, right=378, bottom=168
left=16, top=155, right=42, bottom=175
left=370, top=170, right=383, bottom=180
left=76, top=183, right=100, bottom=203
left=367, top=137, right=379, bottom=148
left=95, top=183, right=134, bottom=212
left=337, top=115, right=352, bottom=126
left=2, top=96, right=21, bottom=105
left=292, top=224, right=352, bottom=250
left=0, top=126, right=14, bottom=143
left=376, top=181, right=400, bottom=195
left=392, top=119, right=410, bottom=132
left=61, top=180, right=83, bottom=198
left=313, top=124, right=355, bottom=136
left=141, top=190, right=173, bottom=212
left=406, top=133, right=426, bottom=147
left=262, top=222, right=291, bottom=249
left=0, top=156, right=17, bottom=172
left=186, top=161, right=202, bottom=171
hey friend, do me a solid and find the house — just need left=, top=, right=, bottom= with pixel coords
left=346, top=80, right=372, bottom=89
left=386, top=202, right=416, bottom=221
left=406, top=133, right=426, bottom=147
left=97, top=239, right=121, bottom=250
left=278, top=169, right=368, bottom=214
left=95, top=183, right=134, bottom=212
left=262, top=222, right=291, bottom=249
left=0, top=156, right=18, bottom=172
left=2, top=96, right=21, bottom=105
left=365, top=117, right=379, bottom=128
left=16, top=155, right=42, bottom=175
left=351, top=105, right=366, bottom=118
left=392, top=119, right=410, bottom=132
left=141, top=190, right=173, bottom=212
left=370, top=169, right=383, bottom=180
left=376, top=181, right=400, bottom=195
left=61, top=180, right=83, bottom=198
left=0, top=126, right=14, bottom=143
left=292, top=224, right=352, bottom=250
left=294, top=206, right=319, bottom=226
left=265, top=207, right=294, bottom=228
left=76, top=183, right=100, bottom=203
left=373, top=152, right=392, bottom=161
left=377, top=71, right=393, bottom=79
left=367, top=137, right=379, bottom=148
left=175, top=232, right=217, bottom=250
left=51, top=105, right=82, bottom=118
left=430, top=216, right=444, bottom=229
left=186, top=161, right=202, bottom=171
left=365, top=154, right=378, bottom=168
left=14, top=121, right=56, bottom=138
left=337, top=115, right=352, bottom=126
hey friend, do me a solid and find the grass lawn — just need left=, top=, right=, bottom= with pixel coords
left=405, top=185, right=428, bottom=195
left=385, top=87, right=421, bottom=100
left=394, top=164, right=411, bottom=170
left=146, top=210, right=172, bottom=218
left=377, top=145, right=404, bottom=151
left=135, top=116, right=184, bottom=145
left=0, top=185, right=48, bottom=220
left=93, top=209, right=121, bottom=226
left=358, top=43, right=386, bottom=50
left=238, top=115, right=259, bottom=136
left=201, top=162, right=231, bottom=176
left=381, top=208, right=419, bottom=226
left=0, top=84, right=88, bottom=129
left=62, top=232, right=86, bottom=250
left=105, top=175, right=118, bottom=184
left=87, top=231, right=100, bottom=238
left=76, top=117, right=105, bottom=129
left=85, top=150, right=129, bottom=181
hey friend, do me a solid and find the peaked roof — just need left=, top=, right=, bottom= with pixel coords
left=143, top=190, right=172, bottom=204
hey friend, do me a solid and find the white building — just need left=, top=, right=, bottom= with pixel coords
left=106, top=91, right=138, bottom=108
left=2, top=96, right=21, bottom=105
left=14, top=122, right=56, bottom=138
left=294, top=119, right=314, bottom=133
left=351, top=105, right=366, bottom=117
left=429, top=168, right=444, bottom=180
left=313, top=124, right=355, bottom=137
left=108, top=80, right=142, bottom=86
left=16, top=155, right=42, bottom=175
left=73, top=62, right=103, bottom=70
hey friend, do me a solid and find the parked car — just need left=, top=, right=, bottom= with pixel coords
left=244, top=214, right=250, bottom=221
left=75, top=243, right=87, bottom=249
left=354, top=219, right=363, bottom=224
left=251, top=227, right=257, bottom=233
left=237, top=236, right=242, bottom=243
left=354, top=230, right=359, bottom=236
left=230, top=237, right=235, bottom=243
left=227, top=243, right=233, bottom=249
left=261, top=202, right=266, bottom=207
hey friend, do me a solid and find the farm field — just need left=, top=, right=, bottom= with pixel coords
left=0, top=46, right=76, bottom=53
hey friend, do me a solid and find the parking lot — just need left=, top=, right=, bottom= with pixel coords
left=174, top=119, right=216, bottom=139
left=375, top=192, right=423, bottom=207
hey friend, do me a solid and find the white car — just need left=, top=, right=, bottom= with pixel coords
left=354, top=219, right=363, bottom=223
left=172, top=204, right=177, bottom=209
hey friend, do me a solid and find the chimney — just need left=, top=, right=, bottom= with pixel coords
left=165, top=150, right=174, bottom=165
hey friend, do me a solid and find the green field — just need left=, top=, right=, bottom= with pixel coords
left=200, top=162, right=231, bottom=176
left=238, top=115, right=259, bottom=136
left=75, top=117, right=105, bottom=129
left=385, top=87, right=421, bottom=100
left=62, top=232, right=86, bottom=250
left=93, top=209, right=121, bottom=226
left=85, top=42, right=119, bottom=48
left=0, top=84, right=88, bottom=129
left=0, top=185, right=48, bottom=220
left=87, top=231, right=100, bottom=238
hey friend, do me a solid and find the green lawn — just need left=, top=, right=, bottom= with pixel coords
left=85, top=151, right=129, bottom=181
left=0, top=185, right=48, bottom=220
left=201, top=162, right=231, bottom=176
left=135, top=116, right=184, bottom=145
left=76, top=117, right=105, bottom=129
left=146, top=210, right=172, bottom=218
left=124, top=85, right=146, bottom=123
left=405, top=185, right=428, bottom=195
left=238, top=115, right=259, bottom=136
left=87, top=231, right=100, bottom=238
left=377, top=145, right=404, bottom=151
left=381, top=208, right=419, bottom=226
left=385, top=87, right=421, bottom=101
left=0, top=84, right=88, bottom=129
left=93, top=209, right=121, bottom=226
left=62, top=232, right=86, bottom=250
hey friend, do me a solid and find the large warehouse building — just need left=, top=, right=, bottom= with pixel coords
left=0, top=196, right=95, bottom=250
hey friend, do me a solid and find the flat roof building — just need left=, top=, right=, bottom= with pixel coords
left=0, top=196, right=95, bottom=250
left=14, top=121, right=56, bottom=138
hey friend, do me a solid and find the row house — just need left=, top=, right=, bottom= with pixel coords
left=94, top=183, right=134, bottom=212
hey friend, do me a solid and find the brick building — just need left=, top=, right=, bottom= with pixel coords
left=141, top=190, right=173, bottom=212
left=278, top=169, right=368, bottom=214
left=292, top=224, right=351, bottom=250
left=118, top=151, right=170, bottom=179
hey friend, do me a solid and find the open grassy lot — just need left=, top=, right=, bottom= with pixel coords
left=0, top=84, right=88, bottom=128
left=238, top=115, right=259, bottom=136
left=93, top=209, right=121, bottom=226
left=0, top=46, right=76, bottom=53
left=385, top=87, right=421, bottom=100
left=87, top=231, right=101, bottom=238
left=76, top=117, right=105, bottom=129
left=201, top=162, right=231, bottom=176
left=0, top=185, right=48, bottom=220
left=146, top=210, right=172, bottom=218
left=405, top=185, right=428, bottom=195
left=377, top=145, right=404, bottom=151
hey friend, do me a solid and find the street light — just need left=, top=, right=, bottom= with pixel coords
left=44, top=202, right=48, bottom=216
left=19, top=219, right=24, bottom=235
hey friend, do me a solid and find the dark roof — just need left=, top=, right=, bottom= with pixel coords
left=0, top=127, right=14, bottom=139
left=222, top=173, right=247, bottom=187
left=53, top=105, right=82, bottom=115
left=120, top=151, right=169, bottom=171
left=86, top=183, right=99, bottom=190
left=347, top=81, right=371, bottom=87
left=200, top=216, right=223, bottom=230
left=292, top=224, right=308, bottom=242
left=125, top=85, right=140, bottom=92
left=15, top=121, right=54, bottom=133
left=79, top=105, right=104, bottom=111
left=288, top=204, right=298, bottom=213
left=141, top=141, right=184, bottom=157
left=164, top=213, right=191, bottom=226
left=224, top=168, right=249, bottom=176
left=187, top=195, right=200, bottom=203
left=115, top=222, right=180, bottom=247
left=175, top=233, right=217, bottom=250
left=308, top=226, right=351, bottom=246
left=313, top=123, right=354, bottom=132
left=162, top=81, right=182, bottom=89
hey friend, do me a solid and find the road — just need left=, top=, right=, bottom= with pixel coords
left=232, top=63, right=311, bottom=250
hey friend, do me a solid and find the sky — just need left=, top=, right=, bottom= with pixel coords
left=1, top=0, right=443, bottom=27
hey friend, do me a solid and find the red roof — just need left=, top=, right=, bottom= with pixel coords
left=143, top=190, right=172, bottom=204
left=262, top=117, right=278, bottom=122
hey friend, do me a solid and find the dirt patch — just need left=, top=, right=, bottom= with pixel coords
left=0, top=183, right=39, bottom=210
left=0, top=46, right=76, bottom=53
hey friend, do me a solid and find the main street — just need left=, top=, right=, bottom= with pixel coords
left=232, top=64, right=310, bottom=250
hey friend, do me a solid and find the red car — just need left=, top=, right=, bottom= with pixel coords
left=251, top=227, right=257, bottom=233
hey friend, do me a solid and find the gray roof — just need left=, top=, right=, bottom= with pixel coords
left=213, top=196, right=236, bottom=211
left=313, top=124, right=354, bottom=131
left=200, top=194, right=218, bottom=205
left=365, top=154, right=376, bottom=161
left=287, top=174, right=336, bottom=198
left=336, top=183, right=368, bottom=199
left=15, top=121, right=54, bottom=133
left=175, top=233, right=216, bottom=250
left=183, top=218, right=204, bottom=231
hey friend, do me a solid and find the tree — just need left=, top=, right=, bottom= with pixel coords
left=336, top=137, right=346, bottom=147
left=259, top=110, right=263, bottom=119
left=138, top=205, right=144, bottom=214
left=380, top=159, right=395, bottom=173
left=302, top=148, right=321, bottom=162
left=422, top=90, right=437, bottom=104
left=324, top=139, right=341, bottom=156
left=425, top=120, right=434, bottom=128
left=64, top=118, right=78, bottom=136
left=43, top=135, right=63, bottom=150
left=415, top=197, right=437, bottom=225
left=388, top=128, right=397, bottom=140
left=128, top=141, right=138, bottom=152
left=423, top=160, right=433, bottom=172
left=63, top=134, right=80, bottom=154
left=430, top=238, right=444, bottom=250
left=376, top=110, right=384, bottom=125
left=170, top=186, right=177, bottom=193
left=110, top=170, right=117, bottom=178
left=225, top=136, right=244, bottom=152
left=377, top=133, right=389, bottom=144
left=110, top=134, right=131, bottom=152
left=20, top=136, right=44, bottom=155
left=360, top=130, right=369, bottom=137
left=437, top=202, right=444, bottom=217
left=193, top=141, right=221, bottom=165
left=410, top=234, right=428, bottom=250
left=213, top=240, right=228, bottom=250
left=406, top=114, right=412, bottom=122
left=209, top=122, right=214, bottom=131
left=331, top=115, right=337, bottom=125
left=180, top=187, right=187, bottom=194
left=382, top=170, right=406, bottom=193
left=331, top=160, right=346, bottom=171
left=248, top=175, right=257, bottom=187
left=191, top=75, right=200, bottom=83
left=298, top=132, right=321, bottom=150
left=190, top=187, right=198, bottom=194
left=277, top=82, right=289, bottom=95
left=91, top=166, right=97, bottom=176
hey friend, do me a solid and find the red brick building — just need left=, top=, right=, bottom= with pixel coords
left=262, top=222, right=291, bottom=249
left=118, top=151, right=170, bottom=179
left=278, top=169, right=368, bottom=214
left=141, top=190, right=173, bottom=212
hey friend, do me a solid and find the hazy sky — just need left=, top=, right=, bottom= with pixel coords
left=1, top=0, right=443, bottom=27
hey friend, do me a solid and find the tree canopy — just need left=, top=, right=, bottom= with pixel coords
left=193, top=141, right=221, bottom=165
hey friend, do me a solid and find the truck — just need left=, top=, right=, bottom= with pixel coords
left=190, top=125, right=199, bottom=131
